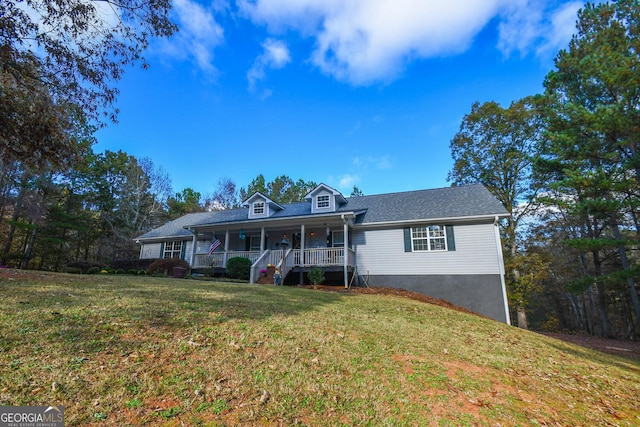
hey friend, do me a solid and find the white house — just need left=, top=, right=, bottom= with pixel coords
left=135, top=183, right=511, bottom=323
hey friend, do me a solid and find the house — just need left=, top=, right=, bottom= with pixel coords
left=135, top=183, right=511, bottom=323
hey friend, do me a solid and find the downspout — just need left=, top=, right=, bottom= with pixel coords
left=342, top=214, right=349, bottom=288
left=494, top=216, right=511, bottom=325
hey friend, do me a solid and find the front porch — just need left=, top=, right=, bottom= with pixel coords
left=192, top=246, right=355, bottom=285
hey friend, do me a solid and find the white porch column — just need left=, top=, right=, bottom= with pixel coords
left=299, top=224, right=306, bottom=283
left=300, top=224, right=305, bottom=266
left=189, top=230, right=198, bottom=267
left=224, top=230, right=230, bottom=267
left=260, top=227, right=265, bottom=251
left=343, top=219, right=349, bottom=288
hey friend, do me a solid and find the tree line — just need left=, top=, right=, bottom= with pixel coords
left=449, top=0, right=640, bottom=338
left=0, top=152, right=333, bottom=270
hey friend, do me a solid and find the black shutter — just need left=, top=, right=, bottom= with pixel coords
left=446, top=225, right=456, bottom=251
left=181, top=241, right=186, bottom=259
left=403, top=228, right=412, bottom=252
left=159, top=242, right=165, bottom=258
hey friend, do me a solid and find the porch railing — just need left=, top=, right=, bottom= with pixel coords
left=294, top=247, right=352, bottom=266
left=192, top=250, right=261, bottom=269
left=191, top=247, right=355, bottom=270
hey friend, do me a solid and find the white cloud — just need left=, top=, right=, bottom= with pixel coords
left=536, top=1, right=583, bottom=56
left=239, top=0, right=584, bottom=85
left=338, top=174, right=360, bottom=191
left=240, top=0, right=504, bottom=84
left=247, top=38, right=291, bottom=94
left=376, top=155, right=392, bottom=170
left=496, top=0, right=545, bottom=57
left=160, top=0, right=224, bottom=73
left=497, top=0, right=582, bottom=58
left=352, top=155, right=392, bottom=170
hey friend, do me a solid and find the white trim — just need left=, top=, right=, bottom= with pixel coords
left=410, top=225, right=447, bottom=252
left=343, top=216, right=349, bottom=288
left=353, top=214, right=509, bottom=229
left=494, top=216, right=511, bottom=325
left=191, top=212, right=358, bottom=230
left=190, top=232, right=197, bottom=266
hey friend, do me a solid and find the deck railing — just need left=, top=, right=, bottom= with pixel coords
left=192, top=250, right=261, bottom=269
left=191, top=247, right=355, bottom=269
left=295, top=247, right=346, bottom=266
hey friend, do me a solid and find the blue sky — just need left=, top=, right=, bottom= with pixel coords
left=94, top=0, right=585, bottom=199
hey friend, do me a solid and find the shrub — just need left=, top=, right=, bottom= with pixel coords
left=111, top=258, right=157, bottom=272
left=225, top=257, right=251, bottom=281
left=308, top=267, right=325, bottom=288
left=66, top=260, right=105, bottom=274
left=87, top=266, right=101, bottom=275
left=115, top=269, right=126, bottom=275
left=197, top=268, right=216, bottom=277
left=65, top=267, right=82, bottom=274
left=127, top=269, right=139, bottom=275
left=148, top=258, right=190, bottom=276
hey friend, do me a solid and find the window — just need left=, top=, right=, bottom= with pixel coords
left=411, top=226, right=447, bottom=251
left=163, top=241, right=183, bottom=259
left=331, top=230, right=344, bottom=247
left=253, top=202, right=265, bottom=215
left=317, top=195, right=330, bottom=209
left=250, top=235, right=261, bottom=251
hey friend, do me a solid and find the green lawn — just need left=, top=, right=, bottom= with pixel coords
left=0, top=271, right=638, bottom=426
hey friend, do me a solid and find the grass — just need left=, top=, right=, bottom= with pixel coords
left=0, top=271, right=638, bottom=426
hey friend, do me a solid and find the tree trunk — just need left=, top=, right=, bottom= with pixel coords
left=516, top=306, right=528, bottom=329
left=592, top=251, right=612, bottom=337
left=609, top=219, right=640, bottom=335
left=21, top=225, right=37, bottom=269
left=1, top=174, right=29, bottom=265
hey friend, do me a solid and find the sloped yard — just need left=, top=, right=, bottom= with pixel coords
left=0, top=270, right=638, bottom=426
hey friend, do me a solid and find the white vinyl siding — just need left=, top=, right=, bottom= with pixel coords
left=353, top=223, right=501, bottom=276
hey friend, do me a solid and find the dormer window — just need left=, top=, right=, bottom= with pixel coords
left=244, top=192, right=283, bottom=219
left=317, top=195, right=330, bottom=209
left=305, top=183, right=346, bottom=214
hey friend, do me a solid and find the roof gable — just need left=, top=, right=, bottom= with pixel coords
left=242, top=192, right=284, bottom=219
left=305, top=183, right=347, bottom=213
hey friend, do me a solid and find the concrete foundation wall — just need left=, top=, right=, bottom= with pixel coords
left=366, top=274, right=508, bottom=323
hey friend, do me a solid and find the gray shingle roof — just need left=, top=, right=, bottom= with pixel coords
left=136, top=184, right=507, bottom=240
left=345, top=184, right=508, bottom=224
